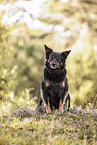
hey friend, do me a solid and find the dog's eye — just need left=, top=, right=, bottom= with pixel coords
left=56, top=56, right=61, bottom=61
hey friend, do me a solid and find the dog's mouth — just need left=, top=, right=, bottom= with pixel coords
left=50, top=62, right=60, bottom=69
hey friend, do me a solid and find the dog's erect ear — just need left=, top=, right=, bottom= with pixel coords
left=44, top=45, right=53, bottom=59
left=61, top=50, right=71, bottom=59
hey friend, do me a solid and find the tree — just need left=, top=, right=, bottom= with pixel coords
left=0, top=9, right=16, bottom=100
left=0, top=0, right=48, bottom=98
left=68, top=26, right=96, bottom=107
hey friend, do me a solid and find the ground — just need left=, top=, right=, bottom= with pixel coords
left=0, top=92, right=97, bottom=145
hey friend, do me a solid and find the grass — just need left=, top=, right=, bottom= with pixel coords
left=0, top=90, right=97, bottom=145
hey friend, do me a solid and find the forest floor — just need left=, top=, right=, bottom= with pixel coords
left=0, top=93, right=97, bottom=145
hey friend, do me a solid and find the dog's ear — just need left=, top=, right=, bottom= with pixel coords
left=44, top=45, right=53, bottom=59
left=61, top=50, right=71, bottom=59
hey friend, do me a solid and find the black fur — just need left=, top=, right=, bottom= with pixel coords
left=37, top=45, right=71, bottom=113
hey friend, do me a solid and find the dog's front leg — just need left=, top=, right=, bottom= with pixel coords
left=45, top=98, right=51, bottom=113
left=64, top=93, right=70, bottom=111
left=59, top=99, right=64, bottom=113
left=59, top=91, right=68, bottom=113
left=40, top=87, right=51, bottom=113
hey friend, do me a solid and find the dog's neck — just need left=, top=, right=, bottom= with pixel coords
left=44, top=67, right=67, bottom=83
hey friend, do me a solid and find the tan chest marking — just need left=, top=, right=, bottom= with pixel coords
left=45, top=80, right=50, bottom=87
left=60, top=81, right=65, bottom=88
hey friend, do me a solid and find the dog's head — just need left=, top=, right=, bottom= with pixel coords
left=44, top=45, right=71, bottom=70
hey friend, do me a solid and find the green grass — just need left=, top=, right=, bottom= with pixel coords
left=0, top=90, right=97, bottom=145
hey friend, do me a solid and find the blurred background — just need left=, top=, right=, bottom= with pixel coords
left=0, top=0, right=97, bottom=108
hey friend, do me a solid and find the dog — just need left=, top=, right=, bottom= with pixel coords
left=37, top=45, right=71, bottom=113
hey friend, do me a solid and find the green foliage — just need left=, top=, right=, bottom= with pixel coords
left=68, top=27, right=97, bottom=107
left=12, top=29, right=45, bottom=96
left=0, top=0, right=97, bottom=108
left=0, top=10, right=17, bottom=100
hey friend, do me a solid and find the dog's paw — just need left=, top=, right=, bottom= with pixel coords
left=45, top=104, right=52, bottom=113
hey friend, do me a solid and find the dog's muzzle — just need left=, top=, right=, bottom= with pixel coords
left=50, top=59, right=60, bottom=69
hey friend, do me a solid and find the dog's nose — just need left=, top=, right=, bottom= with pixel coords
left=52, top=63, right=56, bottom=67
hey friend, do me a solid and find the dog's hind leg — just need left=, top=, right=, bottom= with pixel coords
left=36, top=97, right=43, bottom=110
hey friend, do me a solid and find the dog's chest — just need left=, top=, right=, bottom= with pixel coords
left=45, top=80, right=65, bottom=91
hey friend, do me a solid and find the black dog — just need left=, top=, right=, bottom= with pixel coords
left=37, top=45, right=71, bottom=113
